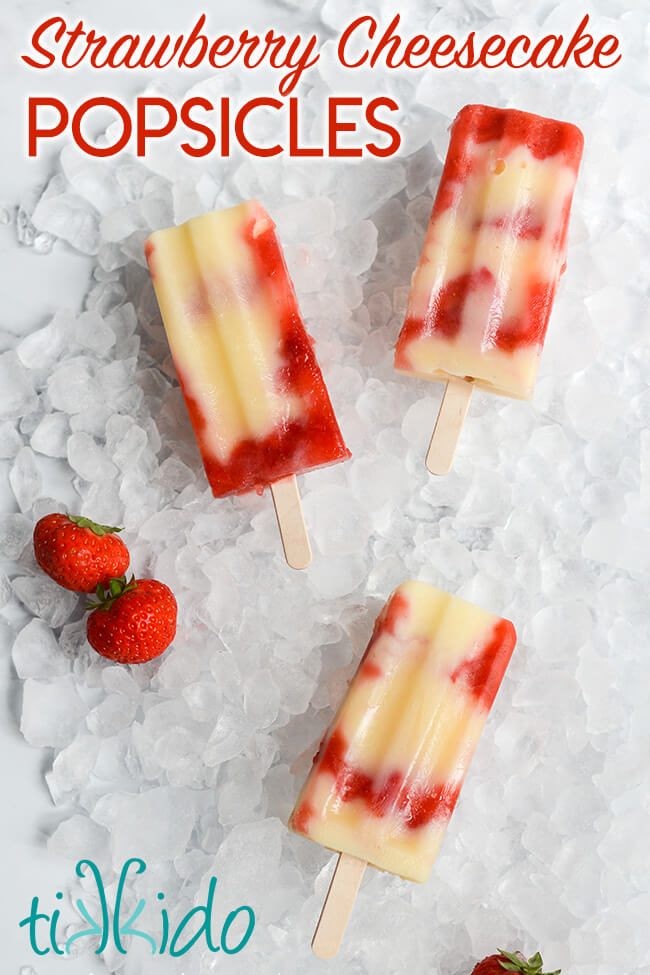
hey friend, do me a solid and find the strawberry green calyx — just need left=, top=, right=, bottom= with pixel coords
left=85, top=575, right=137, bottom=612
left=498, top=950, right=560, bottom=975
left=67, top=515, right=123, bottom=536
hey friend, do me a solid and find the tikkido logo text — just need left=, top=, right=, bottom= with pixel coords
left=19, top=858, right=255, bottom=958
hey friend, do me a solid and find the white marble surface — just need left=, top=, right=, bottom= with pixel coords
left=2, top=1, right=649, bottom=974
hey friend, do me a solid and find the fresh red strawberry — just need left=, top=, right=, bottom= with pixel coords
left=34, top=514, right=129, bottom=593
left=471, top=949, right=560, bottom=975
left=86, top=576, right=177, bottom=664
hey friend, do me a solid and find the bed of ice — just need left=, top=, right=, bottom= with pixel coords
left=2, top=0, right=649, bottom=973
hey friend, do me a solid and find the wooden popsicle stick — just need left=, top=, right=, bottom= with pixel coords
left=312, top=853, right=367, bottom=959
left=270, top=474, right=312, bottom=570
left=425, top=377, right=473, bottom=475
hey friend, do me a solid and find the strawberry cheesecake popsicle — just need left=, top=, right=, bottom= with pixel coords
left=395, top=104, right=583, bottom=473
left=146, top=201, right=350, bottom=568
left=289, top=580, right=516, bottom=957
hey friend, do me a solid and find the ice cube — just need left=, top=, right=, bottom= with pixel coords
left=102, top=665, right=141, bottom=700
left=32, top=175, right=101, bottom=255
left=48, top=813, right=109, bottom=864
left=46, top=733, right=101, bottom=802
left=302, top=486, right=372, bottom=557
left=338, top=220, right=378, bottom=275
left=0, top=421, right=23, bottom=458
left=350, top=455, right=410, bottom=512
left=17, top=313, right=69, bottom=371
left=12, top=575, right=78, bottom=627
left=9, top=447, right=42, bottom=512
left=334, top=160, right=406, bottom=224
left=48, top=358, right=99, bottom=414
left=67, top=432, right=117, bottom=482
left=87, top=694, right=138, bottom=737
left=110, top=786, right=197, bottom=867
left=0, top=570, right=11, bottom=609
left=217, top=757, right=263, bottom=826
left=12, top=618, right=69, bottom=679
left=307, top=553, right=368, bottom=600
left=61, top=145, right=126, bottom=214
left=583, top=519, right=650, bottom=575
left=182, top=681, right=223, bottom=722
left=21, top=676, right=86, bottom=748
left=203, top=708, right=253, bottom=767
left=16, top=205, right=55, bottom=252
left=243, top=669, right=281, bottom=729
left=0, top=512, right=32, bottom=560
left=0, top=351, right=38, bottom=420
left=71, top=310, right=116, bottom=355
left=406, top=141, right=438, bottom=198
left=31, top=412, right=70, bottom=457
left=172, top=177, right=206, bottom=223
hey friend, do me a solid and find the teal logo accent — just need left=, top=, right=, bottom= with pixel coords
left=19, top=858, right=255, bottom=958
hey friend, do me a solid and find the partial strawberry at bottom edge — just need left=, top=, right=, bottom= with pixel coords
left=471, top=950, right=560, bottom=975
left=86, top=577, right=177, bottom=665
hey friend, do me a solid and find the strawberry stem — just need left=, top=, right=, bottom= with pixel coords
left=85, top=575, right=137, bottom=612
left=67, top=515, right=123, bottom=536
left=497, top=949, right=560, bottom=975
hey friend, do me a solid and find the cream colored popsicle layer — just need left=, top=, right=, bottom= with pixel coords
left=149, top=204, right=296, bottom=460
left=395, top=105, right=583, bottom=400
left=146, top=201, right=349, bottom=498
left=289, top=581, right=516, bottom=883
